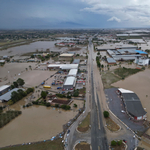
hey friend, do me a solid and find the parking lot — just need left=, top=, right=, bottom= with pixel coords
left=105, top=88, right=147, bottom=133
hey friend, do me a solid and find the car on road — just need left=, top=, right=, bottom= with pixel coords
left=121, top=110, right=125, bottom=113
left=67, top=130, right=70, bottom=136
left=123, top=139, right=127, bottom=143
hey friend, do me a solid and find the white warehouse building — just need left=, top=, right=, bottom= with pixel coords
left=63, top=76, right=76, bottom=90
left=47, top=64, right=79, bottom=70
left=68, top=69, right=78, bottom=77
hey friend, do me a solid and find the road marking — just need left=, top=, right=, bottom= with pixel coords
left=97, top=107, right=101, bottom=129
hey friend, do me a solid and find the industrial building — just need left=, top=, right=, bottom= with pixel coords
left=59, top=53, right=74, bottom=58
left=0, top=88, right=25, bottom=102
left=112, top=54, right=141, bottom=61
left=47, top=64, right=79, bottom=70
left=107, top=58, right=116, bottom=65
left=134, top=58, right=150, bottom=66
left=118, top=88, right=146, bottom=120
left=0, top=85, right=11, bottom=96
left=68, top=69, right=78, bottom=77
left=63, top=76, right=76, bottom=90
left=72, top=59, right=80, bottom=64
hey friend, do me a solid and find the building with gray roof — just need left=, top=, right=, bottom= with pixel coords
left=118, top=88, right=146, bottom=120
left=72, top=59, right=80, bottom=64
left=112, top=55, right=141, bottom=61
left=107, top=58, right=116, bottom=64
left=0, top=88, right=25, bottom=102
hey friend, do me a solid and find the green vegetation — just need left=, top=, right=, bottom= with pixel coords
left=41, top=91, right=48, bottom=99
left=0, top=138, right=64, bottom=150
left=96, top=56, right=101, bottom=68
left=111, top=140, right=117, bottom=146
left=103, top=111, right=109, bottom=118
left=56, top=93, right=66, bottom=98
left=101, top=71, right=120, bottom=89
left=111, top=140, right=123, bottom=146
left=78, top=113, right=90, bottom=132
left=60, top=104, right=71, bottom=110
left=17, top=78, right=25, bottom=86
left=73, top=89, right=79, bottom=97
left=114, top=67, right=141, bottom=79
left=9, top=88, right=34, bottom=105
left=0, top=110, right=22, bottom=128
left=73, top=104, right=78, bottom=108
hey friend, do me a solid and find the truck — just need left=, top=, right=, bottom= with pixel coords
left=43, top=85, right=51, bottom=88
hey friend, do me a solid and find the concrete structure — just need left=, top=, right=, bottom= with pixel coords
left=134, top=58, right=150, bottom=66
left=112, top=55, right=141, bottom=61
left=63, top=76, right=76, bottom=90
left=107, top=58, right=116, bottom=65
left=0, top=60, right=5, bottom=63
left=0, top=85, right=11, bottom=96
left=47, top=64, right=79, bottom=70
left=59, top=53, right=74, bottom=58
left=0, top=88, right=25, bottom=102
left=68, top=69, right=78, bottom=77
left=72, top=59, right=80, bottom=64
left=118, top=88, right=146, bottom=120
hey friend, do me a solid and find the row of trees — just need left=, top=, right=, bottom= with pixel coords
left=8, top=88, right=34, bottom=105
left=11, top=78, right=25, bottom=89
left=0, top=111, right=22, bottom=128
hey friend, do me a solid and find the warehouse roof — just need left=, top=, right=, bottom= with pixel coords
left=122, top=93, right=146, bottom=117
left=0, top=85, right=10, bottom=92
left=117, top=49, right=137, bottom=54
left=59, top=53, right=74, bottom=57
left=118, top=88, right=134, bottom=93
left=68, top=69, right=78, bottom=76
left=112, top=55, right=141, bottom=61
left=107, top=58, right=116, bottom=63
left=135, top=50, right=148, bottom=54
left=48, top=64, right=79, bottom=69
left=72, top=59, right=80, bottom=64
left=64, top=76, right=76, bottom=86
left=0, top=88, right=25, bottom=101
left=0, top=60, right=5, bottom=63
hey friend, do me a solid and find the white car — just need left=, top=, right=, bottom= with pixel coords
left=121, top=110, right=125, bottom=113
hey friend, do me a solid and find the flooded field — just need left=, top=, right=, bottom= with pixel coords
left=0, top=99, right=83, bottom=147
left=112, top=69, right=150, bottom=134
left=0, top=41, right=66, bottom=56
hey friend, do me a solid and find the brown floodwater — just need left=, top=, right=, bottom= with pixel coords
left=0, top=99, right=82, bottom=147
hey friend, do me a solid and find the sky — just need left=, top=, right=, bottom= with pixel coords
left=0, top=0, right=150, bottom=29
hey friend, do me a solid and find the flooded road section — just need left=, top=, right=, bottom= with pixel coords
left=0, top=99, right=83, bottom=147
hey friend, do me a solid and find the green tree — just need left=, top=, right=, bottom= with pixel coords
left=55, top=104, right=59, bottom=108
left=31, top=55, right=35, bottom=58
left=97, top=52, right=100, bottom=55
left=103, top=111, right=109, bottom=118
left=17, top=78, right=25, bottom=86
left=41, top=91, right=47, bottom=99
left=111, top=140, right=117, bottom=146
left=13, top=82, right=18, bottom=88
left=73, top=104, right=77, bottom=108
left=117, top=140, right=122, bottom=146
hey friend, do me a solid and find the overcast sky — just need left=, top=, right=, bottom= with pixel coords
left=0, top=0, right=150, bottom=29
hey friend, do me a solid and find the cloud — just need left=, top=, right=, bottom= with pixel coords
left=107, top=16, right=121, bottom=22
left=81, top=0, right=150, bottom=26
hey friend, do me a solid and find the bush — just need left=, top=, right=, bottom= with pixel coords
left=117, top=140, right=122, bottom=146
left=46, top=103, right=51, bottom=107
left=60, top=105, right=71, bottom=110
left=73, top=104, right=77, bottom=108
left=111, top=140, right=117, bottom=146
left=55, top=104, right=59, bottom=108
left=32, top=101, right=38, bottom=105
left=103, top=111, right=109, bottom=118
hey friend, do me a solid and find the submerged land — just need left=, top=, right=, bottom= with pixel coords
left=0, top=29, right=150, bottom=150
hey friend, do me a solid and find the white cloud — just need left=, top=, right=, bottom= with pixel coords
left=80, top=0, right=150, bottom=26
left=107, top=16, right=121, bottom=22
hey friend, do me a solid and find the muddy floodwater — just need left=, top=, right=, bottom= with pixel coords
left=0, top=99, right=82, bottom=147
left=0, top=40, right=66, bottom=56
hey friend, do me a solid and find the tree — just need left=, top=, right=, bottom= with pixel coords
left=103, top=111, right=109, bottom=118
left=17, top=78, right=25, bottom=86
left=41, top=91, right=47, bottom=99
left=55, top=104, right=59, bottom=108
left=111, top=140, right=117, bottom=146
left=97, top=52, right=100, bottom=55
left=13, top=82, right=18, bottom=88
left=11, top=91, right=19, bottom=103
left=31, top=55, right=35, bottom=58
left=73, top=104, right=77, bottom=108
left=117, top=140, right=122, bottom=146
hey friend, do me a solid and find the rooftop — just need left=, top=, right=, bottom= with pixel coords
left=68, top=69, right=78, bottom=76
left=0, top=85, right=10, bottom=92
left=72, top=59, right=80, bottom=64
left=64, top=76, right=76, bottom=86
left=0, top=88, right=25, bottom=101
left=48, top=64, right=79, bottom=69
left=122, top=93, right=146, bottom=117
left=107, top=58, right=116, bottom=63
left=59, top=53, right=74, bottom=57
